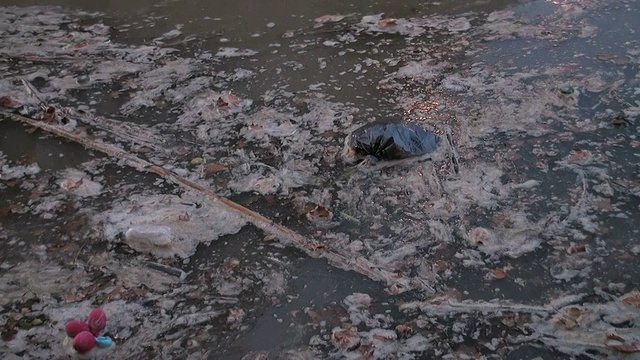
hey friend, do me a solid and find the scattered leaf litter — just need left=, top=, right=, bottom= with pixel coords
left=1, top=0, right=640, bottom=358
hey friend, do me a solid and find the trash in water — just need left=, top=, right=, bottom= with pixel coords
left=559, top=85, right=575, bottom=95
left=64, top=307, right=113, bottom=355
left=124, top=225, right=173, bottom=256
left=345, top=117, right=440, bottom=161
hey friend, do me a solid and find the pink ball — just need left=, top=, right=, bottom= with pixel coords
left=65, top=320, right=89, bottom=338
left=73, top=331, right=96, bottom=353
left=87, top=308, right=107, bottom=336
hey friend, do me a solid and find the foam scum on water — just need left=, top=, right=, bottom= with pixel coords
left=1, top=0, right=639, bottom=358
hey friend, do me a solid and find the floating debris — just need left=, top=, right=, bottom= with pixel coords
left=345, top=118, right=440, bottom=161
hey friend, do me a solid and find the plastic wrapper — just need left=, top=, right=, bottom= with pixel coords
left=346, top=118, right=440, bottom=160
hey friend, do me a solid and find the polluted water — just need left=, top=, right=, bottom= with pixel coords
left=1, top=0, right=640, bottom=358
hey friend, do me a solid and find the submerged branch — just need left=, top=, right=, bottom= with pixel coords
left=2, top=110, right=404, bottom=291
left=401, top=294, right=589, bottom=316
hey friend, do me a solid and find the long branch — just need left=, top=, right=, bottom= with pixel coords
left=2, top=111, right=398, bottom=288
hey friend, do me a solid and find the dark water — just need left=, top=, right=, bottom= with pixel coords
left=1, top=0, right=639, bottom=358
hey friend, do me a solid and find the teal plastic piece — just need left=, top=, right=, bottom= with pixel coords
left=95, top=336, right=113, bottom=348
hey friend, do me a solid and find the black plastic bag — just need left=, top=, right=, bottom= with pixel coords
left=346, top=117, right=440, bottom=160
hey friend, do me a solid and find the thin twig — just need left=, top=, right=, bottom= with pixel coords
left=560, top=169, right=588, bottom=226
left=401, top=299, right=551, bottom=315
left=70, top=244, right=86, bottom=266
left=1, top=55, right=101, bottom=63
left=21, top=79, right=47, bottom=109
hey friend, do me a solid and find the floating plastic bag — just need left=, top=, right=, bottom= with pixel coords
left=346, top=117, right=440, bottom=160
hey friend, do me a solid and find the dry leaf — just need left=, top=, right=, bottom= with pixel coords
left=62, top=178, right=84, bottom=190
left=487, top=268, right=507, bottom=280
left=204, top=163, right=228, bottom=175
left=321, top=130, right=338, bottom=138
left=0, top=206, right=12, bottom=218
left=469, top=227, right=491, bottom=245
left=226, top=93, right=242, bottom=105
left=377, top=18, right=397, bottom=28
left=262, top=234, right=277, bottom=242
left=65, top=216, right=87, bottom=232
left=40, top=106, right=57, bottom=122
left=395, top=324, right=412, bottom=335
left=216, top=97, right=228, bottom=107
left=0, top=96, right=21, bottom=108
left=63, top=291, right=85, bottom=302
left=308, top=241, right=326, bottom=250
left=592, top=198, right=612, bottom=211
left=605, top=333, right=639, bottom=353
left=226, top=308, right=246, bottom=329
left=314, top=14, right=347, bottom=24
left=553, top=306, right=588, bottom=330
left=332, top=326, right=361, bottom=350
left=567, top=148, right=592, bottom=164
left=372, top=331, right=396, bottom=341
left=566, top=243, right=587, bottom=254
left=306, top=205, right=332, bottom=220
left=595, top=53, right=629, bottom=65
left=620, top=291, right=640, bottom=308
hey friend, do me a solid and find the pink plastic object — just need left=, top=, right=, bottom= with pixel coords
left=87, top=308, right=107, bottom=336
left=72, top=331, right=96, bottom=353
left=65, top=320, right=90, bottom=338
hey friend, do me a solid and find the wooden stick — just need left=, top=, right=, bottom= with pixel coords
left=2, top=111, right=400, bottom=289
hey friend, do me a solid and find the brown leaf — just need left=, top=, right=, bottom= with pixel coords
left=567, top=148, right=592, bottom=164
left=487, top=268, right=507, bottom=280
left=314, top=14, right=347, bottom=24
left=620, top=291, right=640, bottom=308
left=308, top=241, right=325, bottom=250
left=321, top=130, right=338, bottom=138
left=226, top=308, right=246, bottom=329
left=332, top=326, right=360, bottom=350
left=377, top=18, right=397, bottom=28
left=0, top=96, right=21, bottom=108
left=65, top=216, right=87, bottom=232
left=105, top=280, right=126, bottom=301
left=611, top=113, right=630, bottom=127
left=13, top=203, right=28, bottom=214
left=25, top=126, right=38, bottom=134
left=605, top=333, right=639, bottom=353
left=0, top=207, right=10, bottom=218
left=1, top=325, right=18, bottom=342
left=553, top=306, right=588, bottom=330
left=40, top=106, right=57, bottom=122
left=469, top=227, right=491, bottom=245
left=595, top=53, right=629, bottom=65
left=216, top=97, right=228, bottom=108
left=226, top=93, right=242, bottom=105
left=63, top=291, right=85, bottom=302
left=395, top=324, right=412, bottom=335
left=29, top=186, right=44, bottom=200
left=592, top=198, right=612, bottom=211
left=566, top=243, right=587, bottom=254
left=306, top=205, right=332, bottom=220
left=62, top=177, right=83, bottom=190
left=372, top=332, right=396, bottom=341
left=262, top=234, right=277, bottom=242
left=204, top=163, right=228, bottom=175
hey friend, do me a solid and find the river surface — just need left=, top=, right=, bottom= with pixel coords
left=1, top=0, right=639, bottom=359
